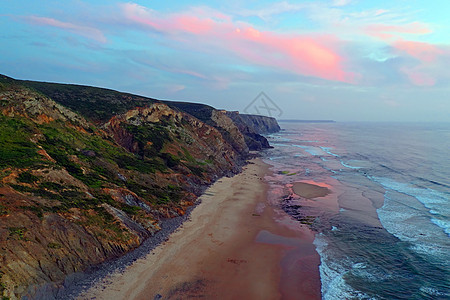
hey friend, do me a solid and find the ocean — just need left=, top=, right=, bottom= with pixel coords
left=263, top=122, right=450, bottom=299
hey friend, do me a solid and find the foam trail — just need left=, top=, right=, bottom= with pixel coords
left=320, top=146, right=340, bottom=157
left=292, top=145, right=324, bottom=156
left=376, top=189, right=449, bottom=259
left=372, top=176, right=450, bottom=236
left=313, top=234, right=374, bottom=300
left=340, top=160, right=362, bottom=169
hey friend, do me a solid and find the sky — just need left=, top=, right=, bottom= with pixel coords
left=1, top=0, right=449, bottom=121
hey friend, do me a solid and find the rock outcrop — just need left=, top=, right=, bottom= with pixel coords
left=0, top=74, right=280, bottom=299
left=229, top=112, right=281, bottom=134
left=225, top=111, right=280, bottom=150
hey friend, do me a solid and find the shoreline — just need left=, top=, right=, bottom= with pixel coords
left=77, top=158, right=321, bottom=299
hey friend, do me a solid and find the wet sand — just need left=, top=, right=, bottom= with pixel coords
left=292, top=182, right=331, bottom=199
left=79, top=159, right=321, bottom=300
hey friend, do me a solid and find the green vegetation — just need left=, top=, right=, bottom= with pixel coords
left=122, top=180, right=181, bottom=205
left=84, top=206, right=132, bottom=242
left=115, top=154, right=165, bottom=174
left=0, top=274, right=7, bottom=300
left=122, top=123, right=171, bottom=157
left=20, top=205, right=44, bottom=219
left=299, top=216, right=316, bottom=225
left=0, top=204, right=8, bottom=216
left=1, top=77, right=223, bottom=236
left=280, top=171, right=297, bottom=176
left=0, top=75, right=248, bottom=299
left=0, top=115, right=40, bottom=168
left=23, top=81, right=156, bottom=122
left=8, top=227, right=27, bottom=240
left=47, top=242, right=62, bottom=249
left=39, top=181, right=63, bottom=190
left=38, top=123, right=111, bottom=188
left=119, top=204, right=141, bottom=215
left=180, top=147, right=206, bottom=177
left=13, top=182, right=106, bottom=213
left=17, top=172, right=39, bottom=183
left=166, top=101, right=214, bottom=123
left=181, top=147, right=195, bottom=162
left=160, top=153, right=181, bottom=168
left=187, top=165, right=204, bottom=177
left=11, top=184, right=61, bottom=200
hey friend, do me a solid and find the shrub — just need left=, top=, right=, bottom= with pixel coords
left=0, top=116, right=39, bottom=168
left=160, top=153, right=180, bottom=168
left=0, top=204, right=8, bottom=216
left=122, top=123, right=171, bottom=157
left=47, top=242, right=62, bottom=249
left=20, top=206, right=44, bottom=218
left=8, top=227, right=27, bottom=240
left=17, top=172, right=39, bottom=183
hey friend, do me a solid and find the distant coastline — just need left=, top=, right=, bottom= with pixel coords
left=278, top=119, right=336, bottom=123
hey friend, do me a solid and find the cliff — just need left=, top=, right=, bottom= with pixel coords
left=0, top=75, right=280, bottom=299
left=231, top=112, right=281, bottom=134
left=225, top=111, right=280, bottom=150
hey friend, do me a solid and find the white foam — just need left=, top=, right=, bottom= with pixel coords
left=273, top=137, right=292, bottom=142
left=411, top=243, right=449, bottom=259
left=320, top=146, right=340, bottom=157
left=340, top=160, right=362, bottom=169
left=376, top=188, right=450, bottom=261
left=268, top=156, right=285, bottom=161
left=292, top=144, right=325, bottom=156
left=313, top=234, right=376, bottom=300
left=431, top=218, right=450, bottom=236
left=350, top=262, right=392, bottom=283
left=372, top=176, right=450, bottom=236
left=420, top=286, right=448, bottom=297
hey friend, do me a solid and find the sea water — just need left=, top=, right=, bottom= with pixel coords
left=263, top=122, right=450, bottom=299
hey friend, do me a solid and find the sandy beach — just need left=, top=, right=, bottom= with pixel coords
left=79, top=158, right=321, bottom=300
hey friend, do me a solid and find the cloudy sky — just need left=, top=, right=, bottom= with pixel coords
left=1, top=0, right=449, bottom=121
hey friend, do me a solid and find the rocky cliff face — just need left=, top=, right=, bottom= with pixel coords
left=235, top=113, right=281, bottom=134
left=225, top=111, right=280, bottom=150
left=0, top=75, right=280, bottom=299
left=163, top=102, right=274, bottom=151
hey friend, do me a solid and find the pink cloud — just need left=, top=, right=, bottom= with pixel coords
left=171, top=68, right=208, bottom=79
left=393, top=40, right=444, bottom=63
left=119, top=3, right=356, bottom=83
left=401, top=67, right=436, bottom=86
left=363, top=20, right=447, bottom=86
left=230, top=27, right=353, bottom=82
left=24, top=16, right=106, bottom=43
left=392, top=40, right=448, bottom=86
left=173, top=15, right=214, bottom=34
left=365, top=22, right=432, bottom=40
left=121, top=3, right=162, bottom=30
